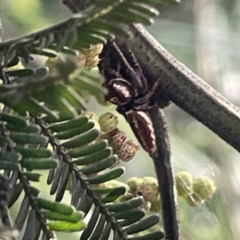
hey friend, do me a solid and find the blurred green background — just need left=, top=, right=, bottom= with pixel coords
left=1, top=0, right=240, bottom=239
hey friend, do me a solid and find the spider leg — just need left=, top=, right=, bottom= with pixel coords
left=120, top=44, right=149, bottom=94
left=103, top=67, right=122, bottom=80
left=100, top=41, right=122, bottom=74
left=121, top=44, right=143, bottom=75
left=109, top=40, right=133, bottom=72
left=109, top=41, right=144, bottom=94
left=134, top=76, right=161, bottom=106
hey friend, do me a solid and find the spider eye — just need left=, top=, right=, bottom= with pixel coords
left=106, top=78, right=134, bottom=106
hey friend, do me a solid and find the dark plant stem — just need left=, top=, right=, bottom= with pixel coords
left=148, top=106, right=179, bottom=240
left=117, top=23, right=240, bottom=153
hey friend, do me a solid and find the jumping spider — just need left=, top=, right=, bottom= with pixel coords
left=99, top=40, right=170, bottom=156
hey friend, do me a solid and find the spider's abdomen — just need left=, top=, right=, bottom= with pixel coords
left=127, top=110, right=157, bottom=155
left=105, top=78, right=134, bottom=106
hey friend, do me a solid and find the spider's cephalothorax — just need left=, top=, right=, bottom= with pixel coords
left=99, top=40, right=167, bottom=156
left=103, top=77, right=134, bottom=107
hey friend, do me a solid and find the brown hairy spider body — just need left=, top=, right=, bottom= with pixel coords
left=127, top=110, right=156, bottom=154
left=99, top=40, right=166, bottom=156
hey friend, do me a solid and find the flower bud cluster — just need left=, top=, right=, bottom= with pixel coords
left=99, top=112, right=140, bottom=162
left=126, top=176, right=159, bottom=211
left=176, top=171, right=216, bottom=206
left=122, top=173, right=216, bottom=212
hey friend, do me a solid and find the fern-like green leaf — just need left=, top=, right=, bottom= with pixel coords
left=0, top=0, right=164, bottom=67
left=88, top=167, right=125, bottom=184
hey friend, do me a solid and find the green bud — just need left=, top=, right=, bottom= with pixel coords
left=99, top=112, right=118, bottom=132
left=127, top=177, right=142, bottom=195
left=137, top=177, right=158, bottom=202
left=150, top=194, right=161, bottom=212
left=175, top=171, right=193, bottom=198
left=192, top=176, right=216, bottom=200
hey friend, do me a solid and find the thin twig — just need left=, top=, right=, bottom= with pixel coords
left=116, top=23, right=240, bottom=153
left=148, top=106, right=179, bottom=240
